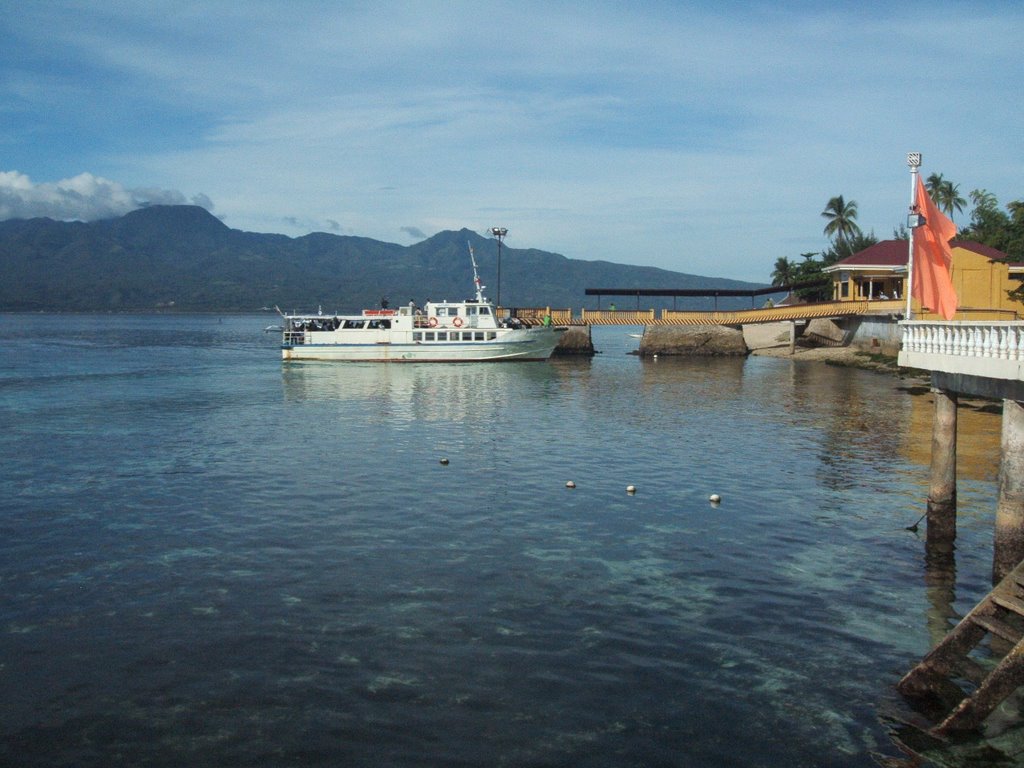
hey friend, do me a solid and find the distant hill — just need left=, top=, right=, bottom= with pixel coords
left=0, top=205, right=774, bottom=312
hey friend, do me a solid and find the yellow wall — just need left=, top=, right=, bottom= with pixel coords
left=917, top=245, right=1020, bottom=320
left=831, top=245, right=1023, bottom=320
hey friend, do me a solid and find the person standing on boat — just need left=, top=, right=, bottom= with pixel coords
left=381, top=296, right=389, bottom=309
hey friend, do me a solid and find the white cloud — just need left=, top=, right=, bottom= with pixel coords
left=0, top=171, right=214, bottom=222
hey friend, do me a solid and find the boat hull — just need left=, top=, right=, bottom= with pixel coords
left=281, top=327, right=564, bottom=362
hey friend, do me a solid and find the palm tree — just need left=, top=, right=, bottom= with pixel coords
left=821, top=195, right=862, bottom=247
left=770, top=256, right=796, bottom=287
left=925, top=172, right=946, bottom=200
left=926, top=173, right=966, bottom=220
left=938, top=180, right=966, bottom=220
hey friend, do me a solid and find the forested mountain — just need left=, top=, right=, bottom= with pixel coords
left=0, top=205, right=767, bottom=312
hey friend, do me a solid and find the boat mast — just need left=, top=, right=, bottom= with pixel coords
left=468, top=241, right=487, bottom=303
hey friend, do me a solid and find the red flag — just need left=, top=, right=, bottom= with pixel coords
left=912, top=176, right=958, bottom=320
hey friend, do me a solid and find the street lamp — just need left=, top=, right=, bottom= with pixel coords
left=490, top=227, right=508, bottom=307
left=905, top=152, right=922, bottom=320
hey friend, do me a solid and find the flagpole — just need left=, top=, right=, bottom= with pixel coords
left=905, top=152, right=922, bottom=320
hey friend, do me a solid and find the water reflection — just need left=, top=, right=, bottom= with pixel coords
left=280, top=361, right=566, bottom=425
left=923, top=544, right=959, bottom=647
left=903, top=390, right=1002, bottom=484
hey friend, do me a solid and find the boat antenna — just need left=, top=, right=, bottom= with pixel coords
left=468, top=241, right=487, bottom=303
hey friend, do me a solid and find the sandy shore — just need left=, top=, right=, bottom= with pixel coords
left=742, top=322, right=887, bottom=366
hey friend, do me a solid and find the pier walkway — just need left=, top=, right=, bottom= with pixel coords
left=513, top=298, right=905, bottom=327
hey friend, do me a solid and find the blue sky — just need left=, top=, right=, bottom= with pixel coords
left=2, top=1, right=1021, bottom=282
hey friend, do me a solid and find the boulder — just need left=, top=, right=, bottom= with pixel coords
left=637, top=325, right=748, bottom=357
left=553, top=326, right=595, bottom=356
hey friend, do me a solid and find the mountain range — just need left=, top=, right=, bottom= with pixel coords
left=0, top=205, right=771, bottom=312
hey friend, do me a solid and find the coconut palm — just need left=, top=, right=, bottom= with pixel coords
left=926, top=173, right=966, bottom=220
left=821, top=195, right=862, bottom=246
left=771, top=256, right=796, bottom=287
left=925, top=172, right=946, bottom=201
left=938, top=180, right=966, bottom=219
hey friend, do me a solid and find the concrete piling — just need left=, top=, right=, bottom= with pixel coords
left=926, top=388, right=958, bottom=547
left=994, top=399, right=1024, bottom=583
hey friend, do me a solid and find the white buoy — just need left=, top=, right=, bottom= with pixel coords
left=626, top=485, right=637, bottom=494
left=709, top=493, right=721, bottom=504
left=440, top=458, right=450, bottom=465
left=566, top=480, right=576, bottom=489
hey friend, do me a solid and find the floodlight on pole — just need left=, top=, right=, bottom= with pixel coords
left=905, top=152, right=922, bottom=320
left=490, top=227, right=508, bottom=307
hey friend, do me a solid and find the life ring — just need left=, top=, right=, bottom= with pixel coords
left=428, top=317, right=438, bottom=328
left=453, top=317, right=463, bottom=328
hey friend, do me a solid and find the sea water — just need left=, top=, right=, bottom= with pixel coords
left=0, top=313, right=1016, bottom=767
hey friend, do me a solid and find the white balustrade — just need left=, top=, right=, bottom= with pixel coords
left=900, top=321, right=1024, bottom=382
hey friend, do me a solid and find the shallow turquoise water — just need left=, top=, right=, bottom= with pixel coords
left=0, top=314, right=1013, bottom=766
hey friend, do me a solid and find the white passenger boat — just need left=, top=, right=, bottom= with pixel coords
left=279, top=245, right=564, bottom=362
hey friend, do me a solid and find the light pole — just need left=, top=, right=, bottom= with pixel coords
left=490, top=227, right=508, bottom=307
left=905, top=152, right=923, bottom=320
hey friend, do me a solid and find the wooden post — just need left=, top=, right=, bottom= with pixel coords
left=789, top=322, right=796, bottom=355
left=927, top=388, right=958, bottom=547
left=994, top=399, right=1024, bottom=583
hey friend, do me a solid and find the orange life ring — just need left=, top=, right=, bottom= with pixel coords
left=428, top=317, right=438, bottom=328
left=453, top=317, right=463, bottom=328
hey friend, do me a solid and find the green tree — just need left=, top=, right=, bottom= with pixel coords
left=939, top=180, right=966, bottom=220
left=925, top=172, right=946, bottom=201
left=791, top=252, right=831, bottom=302
left=960, top=188, right=1016, bottom=254
left=821, top=231, right=879, bottom=266
left=770, top=256, right=797, bottom=287
left=926, top=173, right=966, bottom=220
left=821, top=195, right=862, bottom=247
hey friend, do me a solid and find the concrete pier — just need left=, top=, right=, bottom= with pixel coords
left=994, top=399, right=1024, bottom=582
left=553, top=325, right=595, bottom=356
left=927, top=388, right=958, bottom=547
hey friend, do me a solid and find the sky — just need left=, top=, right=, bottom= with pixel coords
left=1, top=1, right=1021, bottom=282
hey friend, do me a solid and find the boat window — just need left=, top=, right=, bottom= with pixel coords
left=474, top=332, right=484, bottom=341
left=466, top=306, right=477, bottom=316
left=413, top=332, right=422, bottom=341
left=437, top=332, right=448, bottom=341
left=479, top=307, right=491, bottom=315
left=424, top=332, right=435, bottom=341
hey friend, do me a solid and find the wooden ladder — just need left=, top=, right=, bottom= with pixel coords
left=897, top=558, right=1024, bottom=736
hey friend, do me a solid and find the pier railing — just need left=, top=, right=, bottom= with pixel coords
left=511, top=299, right=906, bottom=327
left=899, top=320, right=1024, bottom=381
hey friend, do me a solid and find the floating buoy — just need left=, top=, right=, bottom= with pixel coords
left=709, top=493, right=721, bottom=504
left=566, top=480, right=576, bottom=488
left=626, top=485, right=637, bottom=494
left=440, top=458, right=450, bottom=465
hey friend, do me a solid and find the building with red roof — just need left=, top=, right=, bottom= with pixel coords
left=823, top=240, right=1024, bottom=320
